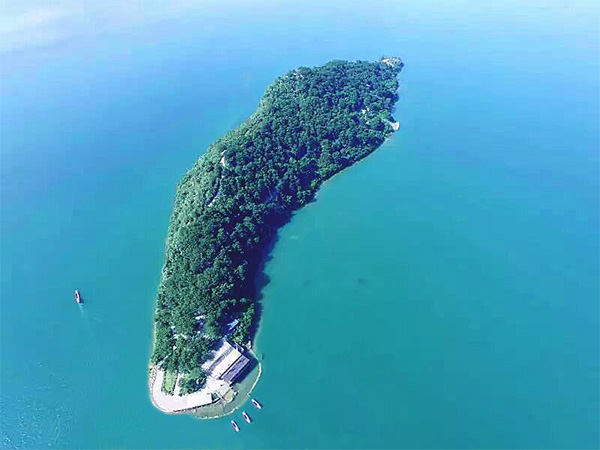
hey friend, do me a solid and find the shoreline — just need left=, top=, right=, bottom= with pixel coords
left=146, top=63, right=401, bottom=418
left=146, top=115, right=399, bottom=418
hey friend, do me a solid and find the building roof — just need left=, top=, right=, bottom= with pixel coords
left=226, top=319, right=239, bottom=332
left=200, top=339, right=250, bottom=384
left=221, top=354, right=250, bottom=384
left=213, top=347, right=241, bottom=379
left=201, top=340, right=234, bottom=374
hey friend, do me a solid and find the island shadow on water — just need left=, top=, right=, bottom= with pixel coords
left=242, top=187, right=324, bottom=345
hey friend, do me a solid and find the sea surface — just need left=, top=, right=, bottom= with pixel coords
left=0, top=0, right=598, bottom=448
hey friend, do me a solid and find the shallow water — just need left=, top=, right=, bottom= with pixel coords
left=0, top=0, right=598, bottom=448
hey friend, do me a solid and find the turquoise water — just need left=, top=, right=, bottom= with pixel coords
left=1, top=0, right=598, bottom=448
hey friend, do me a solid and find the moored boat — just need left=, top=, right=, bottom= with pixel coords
left=242, top=411, right=252, bottom=423
left=230, top=420, right=240, bottom=432
left=74, top=290, right=82, bottom=304
left=251, top=398, right=262, bottom=409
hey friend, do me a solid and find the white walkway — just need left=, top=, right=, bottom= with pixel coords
left=150, top=369, right=227, bottom=413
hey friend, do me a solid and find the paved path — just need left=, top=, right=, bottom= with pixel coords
left=151, top=369, right=226, bottom=413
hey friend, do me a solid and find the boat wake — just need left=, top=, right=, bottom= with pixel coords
left=78, top=304, right=99, bottom=342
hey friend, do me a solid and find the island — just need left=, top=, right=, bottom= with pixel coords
left=149, top=57, right=403, bottom=417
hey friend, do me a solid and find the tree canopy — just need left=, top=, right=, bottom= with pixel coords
left=151, top=58, right=403, bottom=380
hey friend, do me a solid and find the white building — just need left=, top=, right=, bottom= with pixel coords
left=201, top=340, right=250, bottom=384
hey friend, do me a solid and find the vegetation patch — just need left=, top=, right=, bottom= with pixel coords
left=150, top=58, right=403, bottom=392
left=163, top=370, right=177, bottom=395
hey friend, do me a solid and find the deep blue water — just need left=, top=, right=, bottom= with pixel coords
left=1, top=0, right=598, bottom=448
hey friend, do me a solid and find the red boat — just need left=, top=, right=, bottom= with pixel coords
left=242, top=411, right=252, bottom=423
left=230, top=420, right=240, bottom=432
left=74, top=290, right=82, bottom=304
left=251, top=398, right=262, bottom=409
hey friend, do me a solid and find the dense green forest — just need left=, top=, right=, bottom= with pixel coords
left=151, top=58, right=403, bottom=391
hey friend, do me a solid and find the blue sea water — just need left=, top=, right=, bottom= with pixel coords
left=0, top=0, right=598, bottom=448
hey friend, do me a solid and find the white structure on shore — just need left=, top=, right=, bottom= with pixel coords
left=151, top=339, right=250, bottom=413
left=202, top=340, right=250, bottom=384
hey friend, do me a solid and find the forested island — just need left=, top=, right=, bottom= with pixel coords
left=149, top=57, right=403, bottom=403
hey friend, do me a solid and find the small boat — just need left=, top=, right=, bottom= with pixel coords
left=251, top=398, right=262, bottom=409
left=242, top=411, right=252, bottom=423
left=74, top=290, right=82, bottom=304
left=230, top=420, right=240, bottom=432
